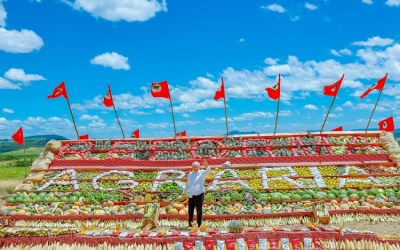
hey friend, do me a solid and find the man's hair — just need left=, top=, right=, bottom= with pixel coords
left=192, top=161, right=200, bottom=167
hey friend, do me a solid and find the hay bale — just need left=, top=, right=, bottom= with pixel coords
left=31, top=158, right=51, bottom=170
left=45, top=140, right=62, bottom=151
left=39, top=151, right=54, bottom=161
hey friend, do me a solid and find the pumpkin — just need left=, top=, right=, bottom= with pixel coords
left=178, top=209, right=186, bottom=215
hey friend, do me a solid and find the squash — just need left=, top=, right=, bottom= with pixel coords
left=178, top=209, right=186, bottom=215
left=168, top=208, right=179, bottom=214
left=172, top=203, right=184, bottom=211
left=69, top=209, right=79, bottom=215
left=144, top=193, right=152, bottom=202
left=74, top=202, right=82, bottom=207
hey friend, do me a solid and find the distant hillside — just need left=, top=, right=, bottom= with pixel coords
left=0, top=135, right=67, bottom=153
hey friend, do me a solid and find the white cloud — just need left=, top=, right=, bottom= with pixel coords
left=2, top=108, right=13, bottom=114
left=90, top=52, right=130, bottom=70
left=88, top=120, right=106, bottom=127
left=353, top=36, right=394, bottom=47
left=176, top=120, right=199, bottom=126
left=154, top=108, right=165, bottom=114
left=80, top=114, right=101, bottom=120
left=4, top=68, right=46, bottom=83
left=0, top=77, right=20, bottom=90
left=239, top=38, right=245, bottom=43
left=0, top=27, right=43, bottom=53
left=261, top=4, right=285, bottom=13
left=305, top=2, right=317, bottom=10
left=304, top=104, right=318, bottom=110
left=182, top=113, right=190, bottom=118
left=264, top=58, right=278, bottom=65
left=362, top=0, right=373, bottom=4
left=335, top=107, right=343, bottom=112
left=330, top=48, right=352, bottom=57
left=0, top=1, right=6, bottom=27
left=343, top=101, right=353, bottom=107
left=147, top=122, right=170, bottom=129
left=232, top=111, right=274, bottom=121
left=386, top=0, right=400, bottom=6
left=65, top=0, right=167, bottom=22
left=290, top=15, right=300, bottom=22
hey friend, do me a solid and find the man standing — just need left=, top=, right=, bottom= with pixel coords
left=184, top=158, right=211, bottom=227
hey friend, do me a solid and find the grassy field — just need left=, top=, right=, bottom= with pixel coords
left=0, top=147, right=42, bottom=156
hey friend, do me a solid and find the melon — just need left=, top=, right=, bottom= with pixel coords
left=168, top=208, right=179, bottom=215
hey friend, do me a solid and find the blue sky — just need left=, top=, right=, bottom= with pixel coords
left=1, top=0, right=400, bottom=139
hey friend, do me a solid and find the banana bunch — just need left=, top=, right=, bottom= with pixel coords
left=15, top=220, right=78, bottom=228
left=315, top=204, right=330, bottom=218
left=322, top=239, right=400, bottom=250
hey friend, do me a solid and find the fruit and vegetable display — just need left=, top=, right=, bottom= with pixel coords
left=2, top=131, right=400, bottom=249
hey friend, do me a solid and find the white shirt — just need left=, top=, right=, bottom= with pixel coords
left=184, top=167, right=211, bottom=198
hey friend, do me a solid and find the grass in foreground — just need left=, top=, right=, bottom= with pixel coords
left=0, top=166, right=31, bottom=180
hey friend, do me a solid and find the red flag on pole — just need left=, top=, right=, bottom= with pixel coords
left=214, top=78, right=225, bottom=100
left=331, top=126, right=343, bottom=132
left=103, top=84, right=113, bottom=107
left=47, top=82, right=68, bottom=100
left=151, top=81, right=171, bottom=99
left=12, top=127, right=24, bottom=145
left=79, top=134, right=89, bottom=140
left=378, top=117, right=394, bottom=132
left=176, top=130, right=186, bottom=137
left=323, top=74, right=344, bottom=97
left=360, top=73, right=388, bottom=99
left=265, top=74, right=281, bottom=100
left=131, top=129, right=140, bottom=138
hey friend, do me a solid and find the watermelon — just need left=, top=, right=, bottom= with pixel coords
left=72, top=191, right=82, bottom=197
left=69, top=196, right=78, bottom=202
left=35, top=196, right=43, bottom=202
left=349, top=193, right=359, bottom=199
left=338, top=193, right=348, bottom=199
left=326, top=193, right=336, bottom=199
left=269, top=193, right=281, bottom=202
left=15, top=196, right=24, bottom=203
left=6, top=197, right=16, bottom=203
left=28, top=193, right=37, bottom=199
left=42, top=196, right=51, bottom=203
left=60, top=196, right=69, bottom=202
left=358, top=190, right=368, bottom=197
left=302, top=194, right=313, bottom=200
left=314, top=192, right=327, bottom=199
left=51, top=197, right=60, bottom=202
left=291, top=194, right=302, bottom=200
left=280, top=194, right=291, bottom=201
left=39, top=192, right=47, bottom=197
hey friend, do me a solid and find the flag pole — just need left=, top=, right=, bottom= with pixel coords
left=223, top=96, right=229, bottom=136
left=112, top=104, right=125, bottom=139
left=273, top=97, right=280, bottom=135
left=320, top=95, right=337, bottom=133
left=365, top=90, right=383, bottom=133
left=65, top=98, right=80, bottom=139
left=169, top=98, right=177, bottom=135
left=23, top=141, right=27, bottom=178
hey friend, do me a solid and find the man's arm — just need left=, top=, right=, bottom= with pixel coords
left=184, top=175, right=190, bottom=193
left=202, top=158, right=212, bottom=176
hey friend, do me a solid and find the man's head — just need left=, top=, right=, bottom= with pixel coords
left=192, top=161, right=201, bottom=172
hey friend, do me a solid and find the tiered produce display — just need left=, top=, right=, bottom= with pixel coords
left=2, top=131, right=400, bottom=249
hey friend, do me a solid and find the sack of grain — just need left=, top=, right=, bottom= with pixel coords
left=24, top=173, right=45, bottom=182
left=44, top=140, right=62, bottom=151
left=13, top=182, right=34, bottom=193
left=31, top=158, right=51, bottom=170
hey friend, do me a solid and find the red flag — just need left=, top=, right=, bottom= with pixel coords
left=331, top=126, right=343, bottom=131
left=323, top=74, right=344, bottom=97
left=360, top=73, right=388, bottom=99
left=214, top=77, right=225, bottom=100
left=47, top=82, right=68, bottom=100
left=378, top=116, right=394, bottom=132
left=265, top=74, right=281, bottom=100
left=151, top=81, right=170, bottom=99
left=79, top=134, right=89, bottom=140
left=103, top=84, right=114, bottom=107
left=175, top=130, right=186, bottom=137
left=131, top=129, right=140, bottom=138
left=12, top=127, right=24, bottom=145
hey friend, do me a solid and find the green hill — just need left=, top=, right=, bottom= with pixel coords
left=0, top=134, right=67, bottom=153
